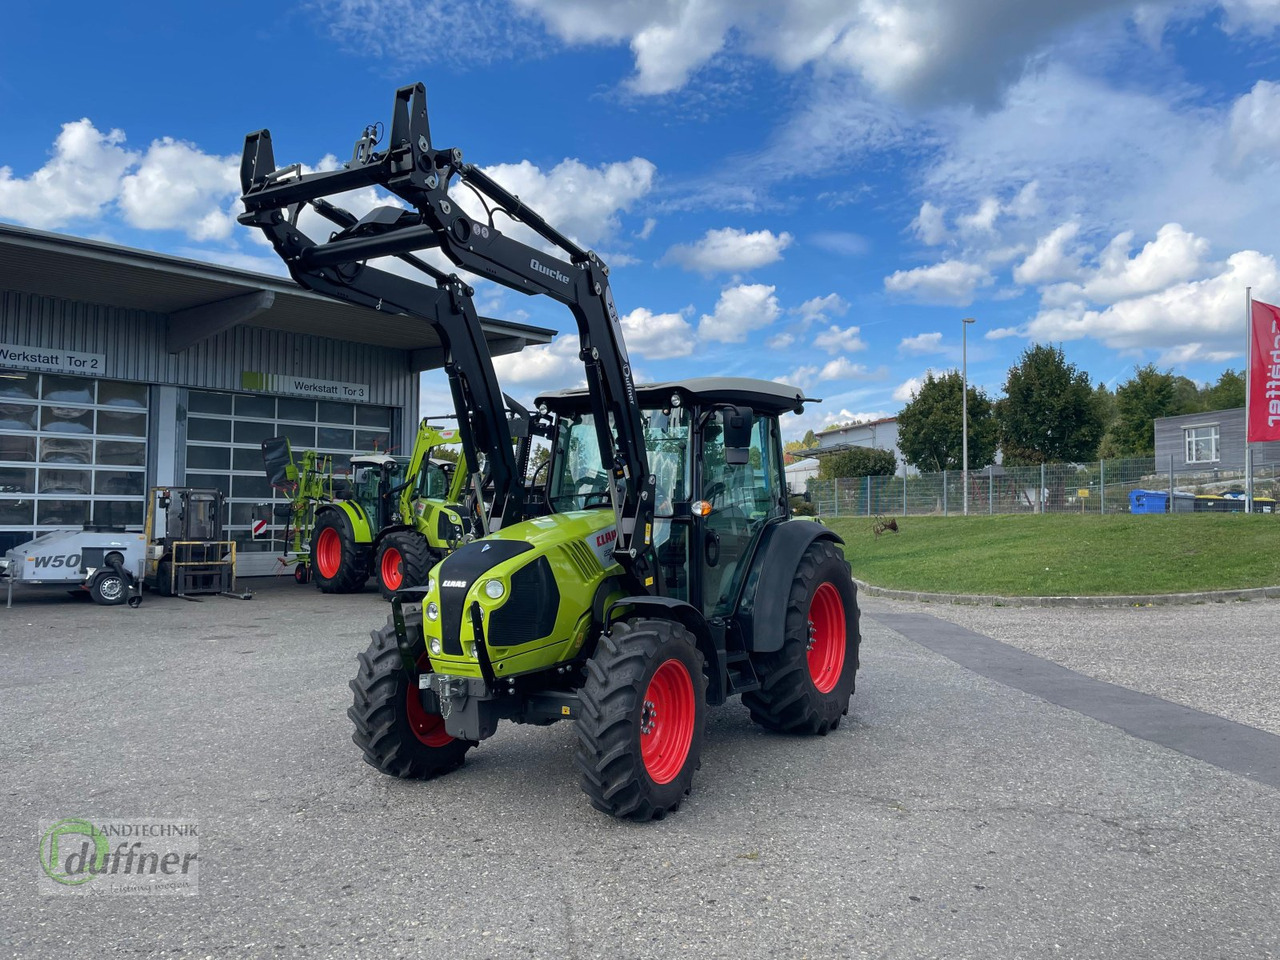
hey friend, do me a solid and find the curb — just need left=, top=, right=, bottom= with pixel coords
left=852, top=579, right=1280, bottom=608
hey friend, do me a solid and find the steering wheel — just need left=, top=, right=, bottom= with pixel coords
left=582, top=491, right=611, bottom=508
left=576, top=475, right=611, bottom=509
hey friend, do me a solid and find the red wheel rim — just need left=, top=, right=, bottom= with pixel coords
left=406, top=654, right=453, bottom=748
left=807, top=581, right=846, bottom=694
left=640, top=658, right=696, bottom=785
left=380, top=547, right=404, bottom=590
left=315, top=527, right=342, bottom=579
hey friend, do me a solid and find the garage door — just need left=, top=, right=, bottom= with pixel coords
left=183, top=390, right=396, bottom=576
left=0, top=370, right=148, bottom=556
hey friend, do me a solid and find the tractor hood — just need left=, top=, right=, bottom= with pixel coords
left=421, top=511, right=622, bottom=679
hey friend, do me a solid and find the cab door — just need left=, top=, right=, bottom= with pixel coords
left=695, top=411, right=786, bottom=617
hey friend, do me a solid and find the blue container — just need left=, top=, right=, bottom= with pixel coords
left=1129, top=489, right=1167, bottom=514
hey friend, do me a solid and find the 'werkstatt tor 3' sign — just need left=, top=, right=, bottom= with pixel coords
left=241, top=371, right=370, bottom=402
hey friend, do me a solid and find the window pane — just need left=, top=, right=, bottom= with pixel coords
left=0, top=402, right=37, bottom=431
left=41, top=406, right=94, bottom=433
left=188, top=417, right=232, bottom=442
left=0, top=371, right=38, bottom=399
left=41, top=437, right=93, bottom=463
left=97, top=410, right=147, bottom=437
left=186, top=473, right=230, bottom=495
left=95, top=470, right=145, bottom=496
left=355, top=429, right=390, bottom=451
left=0, top=499, right=34, bottom=525
left=98, top=381, right=147, bottom=408
left=234, top=420, right=276, bottom=445
left=235, top=394, right=276, bottom=418
left=317, top=401, right=354, bottom=424
left=232, top=474, right=272, bottom=500
left=96, top=440, right=145, bottom=466
left=93, top=500, right=144, bottom=527
left=278, top=398, right=316, bottom=421
left=39, top=469, right=92, bottom=495
left=317, top=427, right=353, bottom=449
left=41, top=375, right=94, bottom=403
left=188, top=391, right=233, bottom=415
left=0, top=466, right=35, bottom=493
left=232, top=448, right=266, bottom=471
left=38, top=499, right=90, bottom=525
left=187, top=445, right=230, bottom=470
left=356, top=406, right=391, bottom=428
left=281, top=424, right=316, bottom=448
left=0, top=435, right=36, bottom=461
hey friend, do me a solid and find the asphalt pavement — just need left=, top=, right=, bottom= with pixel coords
left=1, top=580, right=1278, bottom=959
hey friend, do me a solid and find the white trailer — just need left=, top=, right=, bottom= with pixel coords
left=3, top=529, right=146, bottom=607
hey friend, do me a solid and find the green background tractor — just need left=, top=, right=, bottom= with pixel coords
left=309, top=421, right=470, bottom=598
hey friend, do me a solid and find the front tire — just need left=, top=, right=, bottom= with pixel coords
left=374, top=532, right=436, bottom=600
left=89, top=572, right=126, bottom=605
left=574, top=619, right=706, bottom=821
left=348, top=606, right=475, bottom=779
left=742, top=540, right=860, bottom=735
left=311, top=510, right=370, bottom=594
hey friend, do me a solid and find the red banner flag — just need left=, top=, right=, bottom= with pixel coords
left=1249, top=298, right=1280, bottom=443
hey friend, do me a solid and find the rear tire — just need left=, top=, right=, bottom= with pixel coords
left=574, top=619, right=706, bottom=821
left=375, top=532, right=436, bottom=600
left=348, top=606, right=475, bottom=779
left=742, top=540, right=860, bottom=735
left=311, top=510, right=370, bottom=594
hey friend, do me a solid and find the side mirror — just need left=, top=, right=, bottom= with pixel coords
left=723, top=406, right=753, bottom=466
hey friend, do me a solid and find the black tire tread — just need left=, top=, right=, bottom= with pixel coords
left=347, top=608, right=474, bottom=779
left=742, top=540, right=860, bottom=735
left=375, top=531, right=437, bottom=600
left=573, top=619, right=706, bottom=821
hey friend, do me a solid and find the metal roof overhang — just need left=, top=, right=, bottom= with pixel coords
left=0, top=223, right=554, bottom=369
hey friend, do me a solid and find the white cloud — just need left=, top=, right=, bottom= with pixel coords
left=884, top=259, right=992, bottom=305
left=892, top=375, right=929, bottom=403
left=0, top=119, right=136, bottom=228
left=480, top=156, right=656, bottom=248
left=766, top=332, right=796, bottom=350
left=492, top=334, right=586, bottom=392
left=912, top=201, right=948, bottom=245
left=812, top=324, right=867, bottom=354
left=1023, top=248, right=1280, bottom=356
left=697, top=283, right=782, bottom=342
left=898, top=331, right=944, bottom=355
left=1013, top=221, right=1082, bottom=286
left=619, top=307, right=695, bottom=358
left=662, top=226, right=792, bottom=273
left=956, top=196, right=1001, bottom=236
left=1219, top=0, right=1280, bottom=33
left=1075, top=223, right=1210, bottom=303
left=783, top=356, right=871, bottom=390
left=1223, top=79, right=1280, bottom=173
left=637, top=217, right=657, bottom=240
left=792, top=293, right=848, bottom=327
left=119, top=138, right=240, bottom=241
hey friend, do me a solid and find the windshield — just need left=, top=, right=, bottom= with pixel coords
left=548, top=408, right=690, bottom=513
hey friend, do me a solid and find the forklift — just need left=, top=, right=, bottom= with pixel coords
left=142, top=487, right=252, bottom=601
left=238, top=84, right=859, bottom=820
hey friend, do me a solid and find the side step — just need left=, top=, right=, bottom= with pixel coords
left=724, top=649, right=760, bottom=695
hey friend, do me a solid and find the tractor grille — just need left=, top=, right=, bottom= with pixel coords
left=435, top=539, right=533, bottom=655
left=489, top=556, right=560, bottom=649
left=561, top=540, right=599, bottom=583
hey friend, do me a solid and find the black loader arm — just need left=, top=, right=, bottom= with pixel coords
left=238, top=83, right=657, bottom=588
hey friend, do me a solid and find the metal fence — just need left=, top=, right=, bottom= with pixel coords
left=806, top=457, right=1280, bottom=518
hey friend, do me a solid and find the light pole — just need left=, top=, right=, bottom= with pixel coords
left=962, top=317, right=976, bottom=516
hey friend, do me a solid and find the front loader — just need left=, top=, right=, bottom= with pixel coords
left=238, top=84, right=861, bottom=820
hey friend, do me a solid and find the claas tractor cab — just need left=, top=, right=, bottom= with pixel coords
left=237, top=83, right=860, bottom=820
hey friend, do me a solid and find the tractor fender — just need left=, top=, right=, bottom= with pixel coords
left=604, top=595, right=719, bottom=696
left=316, top=500, right=372, bottom=544
left=737, top=520, right=844, bottom=653
left=371, top=523, right=413, bottom=553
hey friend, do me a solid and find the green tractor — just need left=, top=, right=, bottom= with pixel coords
left=309, top=420, right=470, bottom=598
left=238, top=83, right=861, bottom=819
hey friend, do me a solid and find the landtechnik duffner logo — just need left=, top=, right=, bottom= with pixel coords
left=38, top=818, right=199, bottom=896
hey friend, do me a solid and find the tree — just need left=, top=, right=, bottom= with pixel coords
left=1106, top=364, right=1179, bottom=457
left=1202, top=369, right=1245, bottom=411
left=816, top=447, right=897, bottom=480
left=997, top=344, right=1103, bottom=464
left=896, top=370, right=997, bottom=472
left=783, top=429, right=819, bottom=458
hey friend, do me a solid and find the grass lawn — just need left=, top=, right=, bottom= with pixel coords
left=823, top=513, right=1280, bottom=596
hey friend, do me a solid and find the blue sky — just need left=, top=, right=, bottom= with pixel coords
left=3, top=1, right=1280, bottom=439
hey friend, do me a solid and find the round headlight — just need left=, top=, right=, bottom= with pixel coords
left=429, top=638, right=442, bottom=655
left=425, top=601, right=439, bottom=621
left=484, top=579, right=505, bottom=600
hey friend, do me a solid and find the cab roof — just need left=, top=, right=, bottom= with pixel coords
left=537, top=377, right=811, bottom=416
